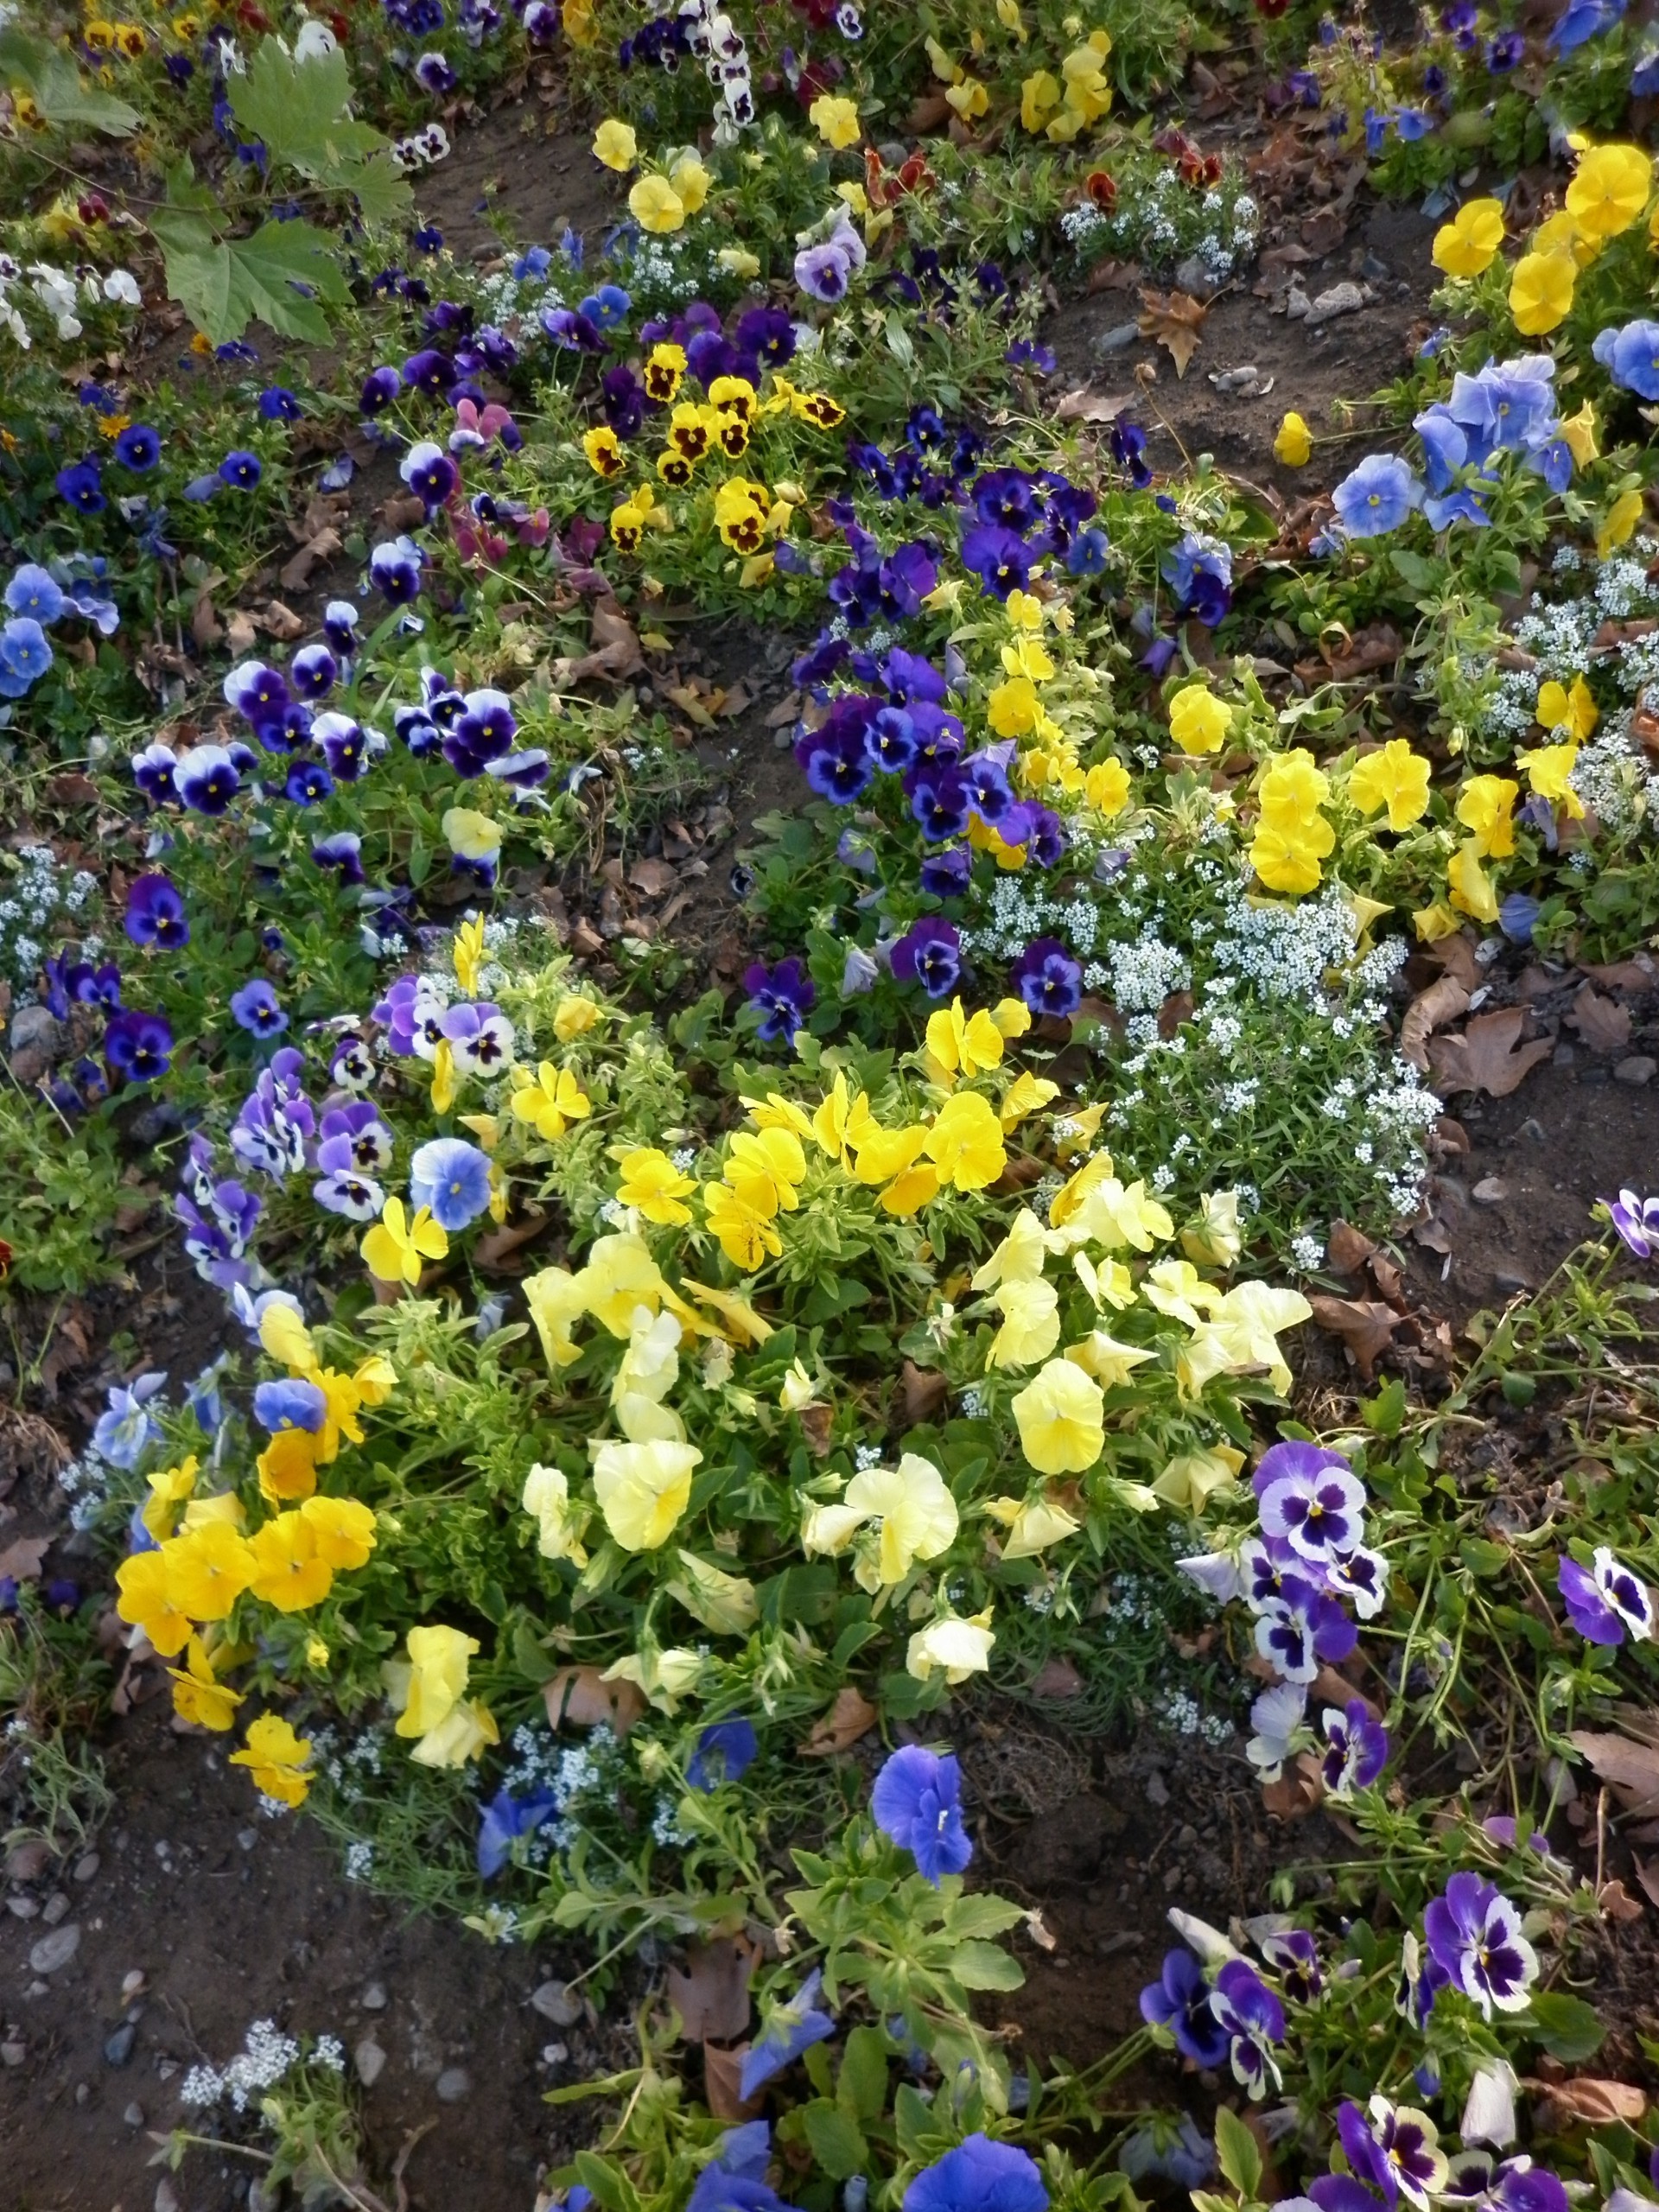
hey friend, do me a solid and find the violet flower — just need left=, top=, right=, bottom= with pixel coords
left=1558, top=1548, right=1654, bottom=1645
left=1422, top=1872, right=1537, bottom=2019
left=1320, top=1700, right=1389, bottom=1797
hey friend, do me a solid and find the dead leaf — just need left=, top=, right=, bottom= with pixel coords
left=1308, top=1296, right=1400, bottom=1381
left=798, top=1402, right=835, bottom=1459
left=1055, top=386, right=1133, bottom=424
left=900, top=1359, right=948, bottom=1426
left=1530, top=2079, right=1647, bottom=2130
left=1634, top=1857, right=1659, bottom=1910
left=1024, top=1908, right=1058, bottom=1952
left=764, top=690, right=802, bottom=729
left=279, top=527, right=343, bottom=592
left=1320, top=623, right=1402, bottom=682
left=1028, top=1656, right=1084, bottom=1699
left=628, top=857, right=677, bottom=899
left=1569, top=1714, right=1659, bottom=1819
left=1262, top=1750, right=1324, bottom=1819
left=471, top=1211, right=550, bottom=1273
left=544, top=1666, right=647, bottom=1736
left=555, top=598, right=645, bottom=685
left=1597, top=1877, right=1645, bottom=1922
left=1424, top=932, right=1483, bottom=990
left=379, top=493, right=427, bottom=533
left=665, top=683, right=718, bottom=728
left=1327, top=1219, right=1378, bottom=1274
left=1401, top=976, right=1472, bottom=1071
left=226, top=610, right=257, bottom=657
left=665, top=1936, right=756, bottom=2043
left=1427, top=1007, right=1552, bottom=1099
left=0, top=1535, right=50, bottom=1581
left=1137, top=288, right=1207, bottom=378
left=190, top=590, right=223, bottom=649
left=702, top=2043, right=764, bottom=2121
left=1580, top=954, right=1656, bottom=992
left=1300, top=206, right=1347, bottom=254
left=45, top=772, right=99, bottom=809
left=1566, top=982, right=1632, bottom=1055
left=800, top=1686, right=879, bottom=1757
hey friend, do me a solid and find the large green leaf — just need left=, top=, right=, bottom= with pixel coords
left=0, top=29, right=138, bottom=133
left=149, top=209, right=350, bottom=345
left=226, top=39, right=410, bottom=217
left=800, top=2101, right=868, bottom=2181
left=947, top=1939, right=1026, bottom=1992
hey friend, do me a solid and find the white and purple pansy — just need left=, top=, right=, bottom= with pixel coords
left=1558, top=1547, right=1655, bottom=1647
left=1320, top=1699, right=1390, bottom=1799
left=1338, top=2096, right=1449, bottom=2212
left=1256, top=1441, right=1370, bottom=1567
left=1208, top=1958, right=1286, bottom=2098
left=1422, top=1872, right=1537, bottom=2019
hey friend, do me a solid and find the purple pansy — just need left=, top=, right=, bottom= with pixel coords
left=1140, top=1947, right=1231, bottom=2068
left=1320, top=1700, right=1389, bottom=1798
left=1558, top=1548, right=1654, bottom=1646
left=738, top=1967, right=836, bottom=2099
left=871, top=1744, right=972, bottom=1885
left=1422, top=1873, right=1536, bottom=2020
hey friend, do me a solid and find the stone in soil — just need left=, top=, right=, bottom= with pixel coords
left=531, top=1979, right=583, bottom=2026
left=435, top=2065, right=472, bottom=2102
left=27, top=1924, right=79, bottom=1974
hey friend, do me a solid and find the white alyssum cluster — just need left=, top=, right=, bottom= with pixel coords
left=181, top=2018, right=303, bottom=2112
left=0, top=842, right=99, bottom=993
left=1059, top=168, right=1259, bottom=282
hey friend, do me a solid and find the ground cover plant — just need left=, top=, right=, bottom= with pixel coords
left=4, top=0, right=1659, bottom=2204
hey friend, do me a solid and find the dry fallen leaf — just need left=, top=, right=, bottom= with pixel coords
left=1327, top=1220, right=1379, bottom=1274
left=0, top=1535, right=51, bottom=1582
left=900, top=1359, right=949, bottom=1426
left=1307, top=1296, right=1400, bottom=1381
left=1137, top=288, right=1207, bottom=378
left=1427, top=1007, right=1552, bottom=1099
left=665, top=1936, right=756, bottom=2043
left=1597, top=1877, right=1645, bottom=1923
left=556, top=598, right=645, bottom=685
left=1400, top=977, right=1472, bottom=1071
left=1055, top=386, right=1135, bottom=424
left=800, top=1686, right=879, bottom=1758
left=1580, top=953, right=1656, bottom=993
left=279, top=528, right=343, bottom=593
left=1569, top=1713, right=1659, bottom=1819
left=1028, top=1656, right=1085, bottom=1700
left=702, top=2042, right=764, bottom=2122
left=544, top=1665, right=648, bottom=1737
left=798, top=1402, right=835, bottom=1459
left=1262, top=1749, right=1324, bottom=1820
left=1566, top=982, right=1632, bottom=1055
left=1319, top=622, right=1403, bottom=682
left=1634, top=1856, right=1659, bottom=1910
left=1529, top=2078, right=1647, bottom=2130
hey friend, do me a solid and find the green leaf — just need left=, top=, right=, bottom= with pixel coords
left=893, top=2083, right=932, bottom=2159
left=150, top=210, right=350, bottom=345
left=1388, top=549, right=1440, bottom=594
left=225, top=40, right=411, bottom=218
left=573, top=2152, right=643, bottom=2212
left=1361, top=1377, right=1407, bottom=1436
left=836, top=2025, right=889, bottom=2123
left=1528, top=1991, right=1605, bottom=2063
left=944, top=1895, right=1027, bottom=1941
left=0, top=29, right=138, bottom=132
left=883, top=308, right=916, bottom=369
left=801, top=2101, right=868, bottom=2179
left=947, top=1940, right=1025, bottom=1992
left=1215, top=2107, right=1263, bottom=2201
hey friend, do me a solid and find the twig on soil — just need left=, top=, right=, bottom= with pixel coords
left=391, top=2118, right=438, bottom=2212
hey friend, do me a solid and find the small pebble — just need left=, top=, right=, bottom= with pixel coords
left=1, top=2041, right=24, bottom=2069
left=1471, top=1176, right=1508, bottom=1205
left=1144, top=1769, right=1170, bottom=1808
left=1614, top=1055, right=1656, bottom=1086
left=156, top=2179, right=181, bottom=2212
left=354, top=2037, right=387, bottom=2088
left=105, top=2021, right=137, bottom=2068
left=435, top=2065, right=471, bottom=2103
left=74, top=2081, right=89, bottom=2107
left=540, top=2042, right=569, bottom=2067
left=40, top=1892, right=69, bottom=1927
left=237, top=1828, right=257, bottom=1853
left=531, top=1980, right=583, bottom=2027
left=124, top=2101, right=146, bottom=2126
left=156, top=2057, right=179, bottom=2081
left=121, top=1970, right=147, bottom=2002
left=5, top=1895, right=40, bottom=1921
left=73, top=1853, right=99, bottom=1885
left=28, top=1923, right=80, bottom=1974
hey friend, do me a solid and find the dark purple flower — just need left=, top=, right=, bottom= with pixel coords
left=175, top=744, right=241, bottom=815
left=1558, top=1548, right=1655, bottom=1645
left=920, top=846, right=972, bottom=898
left=1141, top=1947, right=1230, bottom=2067
left=890, top=918, right=962, bottom=999
left=231, top=979, right=288, bottom=1037
left=403, top=346, right=458, bottom=397
left=124, top=873, right=189, bottom=950
left=361, top=365, right=403, bottom=413
left=1423, top=1874, right=1536, bottom=2021
left=312, top=832, right=365, bottom=885
left=1260, top=1927, right=1322, bottom=2003
left=56, top=461, right=105, bottom=513
left=114, top=423, right=162, bottom=471
left=285, top=759, right=334, bottom=805
left=219, top=449, right=262, bottom=491
left=1338, top=2100, right=1448, bottom=2210
left=1209, top=1960, right=1284, bottom=2097
left=795, top=719, right=874, bottom=804
left=909, top=770, right=972, bottom=843
left=961, top=524, right=1033, bottom=601
left=871, top=1744, right=973, bottom=1885
left=1320, top=1700, right=1389, bottom=1797
left=1009, top=938, right=1082, bottom=1020
left=744, top=957, right=815, bottom=1046
left=1256, top=1443, right=1367, bottom=1566
left=105, top=1008, right=173, bottom=1084
left=1110, top=421, right=1154, bottom=489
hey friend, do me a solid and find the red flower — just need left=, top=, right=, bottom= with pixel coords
left=1084, top=168, right=1116, bottom=209
left=77, top=192, right=110, bottom=225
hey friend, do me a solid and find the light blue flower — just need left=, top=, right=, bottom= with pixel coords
left=92, top=1373, right=167, bottom=1468
left=1592, top=319, right=1659, bottom=402
left=4, top=564, right=64, bottom=624
left=409, top=1137, right=493, bottom=1230
left=739, top=1968, right=836, bottom=2100
left=1332, top=453, right=1423, bottom=537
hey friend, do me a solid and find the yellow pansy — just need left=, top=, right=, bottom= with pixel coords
left=523, top=1264, right=587, bottom=1370
left=987, top=674, right=1040, bottom=737
left=631, top=175, right=686, bottom=233
left=1180, top=1189, right=1243, bottom=1267
left=985, top=1277, right=1061, bottom=1369
left=575, top=1231, right=669, bottom=1336
left=1598, top=489, right=1644, bottom=559
left=1559, top=402, right=1599, bottom=468
left=1020, top=67, right=1060, bottom=129
left=1446, top=840, right=1499, bottom=923
left=230, top=1712, right=313, bottom=1806
left=1565, top=143, right=1653, bottom=239
left=361, top=1197, right=448, bottom=1287
left=1455, top=774, right=1518, bottom=858
left=925, top=1090, right=1006, bottom=1191
left=392, top=1624, right=478, bottom=1738
left=1535, top=675, right=1598, bottom=741
left=1011, top=1357, right=1104, bottom=1473
left=1517, top=742, right=1585, bottom=818
left=1431, top=197, right=1504, bottom=277
left=906, top=1611, right=995, bottom=1685
left=1084, top=757, right=1131, bottom=816
left=162, top=1522, right=257, bottom=1622
left=1348, top=739, right=1432, bottom=831
left=522, top=1463, right=589, bottom=1566
left=441, top=806, right=501, bottom=864
left=167, top=1636, right=242, bottom=1732
left=1508, top=252, right=1574, bottom=336
left=511, top=1059, right=591, bottom=1141
left=143, top=1453, right=200, bottom=1542
left=1168, top=683, right=1231, bottom=755
left=671, top=151, right=710, bottom=212
left=1176, top=1281, right=1310, bottom=1397
left=299, top=1496, right=378, bottom=1570
left=925, top=997, right=1010, bottom=1086
left=810, top=92, right=861, bottom=147
left=247, top=1512, right=334, bottom=1613
left=802, top=1452, right=959, bottom=1592
left=592, top=118, right=638, bottom=171
left=592, top=1439, right=701, bottom=1550
left=114, top=1550, right=193, bottom=1657
left=1258, top=748, right=1332, bottom=829
left=1274, top=411, right=1313, bottom=466
left=1250, top=822, right=1330, bottom=897
left=616, top=1147, right=696, bottom=1224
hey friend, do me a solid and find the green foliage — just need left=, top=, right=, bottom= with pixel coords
left=149, top=198, right=353, bottom=346
left=0, top=1089, right=129, bottom=1297
left=0, top=28, right=138, bottom=132
left=226, top=41, right=412, bottom=221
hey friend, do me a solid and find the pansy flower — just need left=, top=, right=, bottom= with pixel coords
left=1558, top=1547, right=1654, bottom=1645
left=744, top=957, right=815, bottom=1046
left=1208, top=1960, right=1285, bottom=2095
left=871, top=1744, right=973, bottom=1884
left=1140, top=1947, right=1230, bottom=2067
left=1422, top=1874, right=1537, bottom=2019
left=1320, top=1700, right=1389, bottom=1798
left=1256, top=1441, right=1368, bottom=1567
left=890, top=918, right=962, bottom=999
left=1338, top=2099, right=1448, bottom=2210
